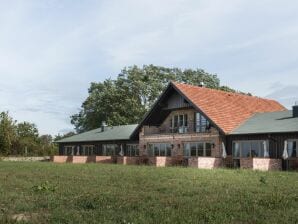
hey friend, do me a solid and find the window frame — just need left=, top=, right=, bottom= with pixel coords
left=171, top=114, right=188, bottom=133
left=126, top=144, right=139, bottom=157
left=64, top=145, right=75, bottom=155
left=232, top=140, right=269, bottom=159
left=287, top=139, right=298, bottom=158
left=195, top=112, right=210, bottom=133
left=82, top=145, right=95, bottom=156
left=183, top=142, right=213, bottom=157
left=102, top=144, right=119, bottom=156
left=148, top=143, right=172, bottom=157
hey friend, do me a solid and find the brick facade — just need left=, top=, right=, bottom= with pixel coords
left=139, top=109, right=223, bottom=158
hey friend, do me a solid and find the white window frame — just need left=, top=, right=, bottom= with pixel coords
left=64, top=146, right=75, bottom=155
left=82, top=145, right=95, bottom=156
left=171, top=114, right=188, bottom=133
left=147, top=143, right=172, bottom=157
left=183, top=142, right=212, bottom=157
left=232, top=140, right=269, bottom=158
left=126, top=144, right=139, bottom=157
left=102, top=144, right=118, bottom=156
left=287, top=139, right=298, bottom=158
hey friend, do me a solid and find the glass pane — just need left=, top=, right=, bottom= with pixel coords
left=184, top=114, right=188, bottom=127
left=183, top=143, right=190, bottom=157
left=251, top=142, right=260, bottom=157
left=174, top=115, right=178, bottom=128
left=242, top=142, right=251, bottom=158
left=160, top=143, right=166, bottom=156
left=166, top=144, right=172, bottom=157
left=205, top=143, right=212, bottom=156
left=196, top=113, right=201, bottom=132
left=179, top=115, right=184, bottom=127
left=205, top=149, right=211, bottom=157
left=148, top=144, right=153, bottom=157
left=233, top=142, right=240, bottom=158
left=190, top=143, right=197, bottom=156
left=197, top=143, right=204, bottom=156
left=154, top=144, right=159, bottom=156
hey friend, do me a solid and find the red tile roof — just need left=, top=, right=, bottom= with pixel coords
left=173, top=82, right=286, bottom=134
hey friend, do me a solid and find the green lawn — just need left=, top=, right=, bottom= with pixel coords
left=0, top=162, right=297, bottom=224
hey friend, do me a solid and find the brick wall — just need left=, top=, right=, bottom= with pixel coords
left=117, top=156, right=139, bottom=165
left=148, top=157, right=173, bottom=167
left=139, top=109, right=222, bottom=158
left=52, top=156, right=71, bottom=163
left=188, top=157, right=223, bottom=169
left=240, top=158, right=282, bottom=171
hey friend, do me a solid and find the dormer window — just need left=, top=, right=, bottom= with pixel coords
left=196, top=112, right=210, bottom=132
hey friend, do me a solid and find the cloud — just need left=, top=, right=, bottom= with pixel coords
left=0, top=0, right=298, bottom=134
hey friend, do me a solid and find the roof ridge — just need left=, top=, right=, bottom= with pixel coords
left=172, top=81, right=280, bottom=103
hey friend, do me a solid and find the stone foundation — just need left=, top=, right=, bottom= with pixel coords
left=188, top=157, right=223, bottom=169
left=148, top=157, right=173, bottom=167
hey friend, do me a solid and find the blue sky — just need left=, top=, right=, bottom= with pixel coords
left=0, top=0, right=298, bottom=135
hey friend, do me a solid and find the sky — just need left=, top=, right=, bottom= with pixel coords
left=0, top=0, right=298, bottom=135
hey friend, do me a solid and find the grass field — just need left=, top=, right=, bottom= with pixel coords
left=0, top=162, right=297, bottom=224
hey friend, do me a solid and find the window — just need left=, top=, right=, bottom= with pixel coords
left=196, top=113, right=210, bottom=132
left=82, top=145, right=95, bottom=156
left=171, top=114, right=188, bottom=133
left=102, top=144, right=119, bottom=156
left=183, top=142, right=213, bottom=157
left=287, top=140, right=297, bottom=158
left=148, top=143, right=171, bottom=157
left=232, top=140, right=269, bottom=158
left=126, top=144, right=139, bottom=157
left=64, top=146, right=74, bottom=155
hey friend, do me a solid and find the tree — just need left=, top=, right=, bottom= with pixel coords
left=0, top=112, right=17, bottom=155
left=54, top=132, right=76, bottom=142
left=15, top=122, right=39, bottom=155
left=71, top=65, right=239, bottom=132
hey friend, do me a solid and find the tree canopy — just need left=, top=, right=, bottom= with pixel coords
left=0, top=112, right=57, bottom=156
left=71, top=65, right=243, bottom=133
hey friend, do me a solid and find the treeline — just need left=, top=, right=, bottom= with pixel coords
left=0, top=111, right=58, bottom=156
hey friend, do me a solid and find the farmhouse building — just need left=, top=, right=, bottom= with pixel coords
left=55, top=82, right=298, bottom=170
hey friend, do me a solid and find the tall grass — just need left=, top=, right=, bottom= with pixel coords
left=0, top=162, right=297, bottom=223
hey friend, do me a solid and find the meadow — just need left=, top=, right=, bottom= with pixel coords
left=0, top=162, right=297, bottom=223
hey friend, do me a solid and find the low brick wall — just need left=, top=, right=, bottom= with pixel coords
left=52, top=156, right=115, bottom=164
left=148, top=157, right=173, bottom=167
left=117, top=156, right=139, bottom=165
left=188, top=157, right=223, bottom=169
left=240, top=158, right=282, bottom=171
left=288, top=158, right=298, bottom=170
left=240, top=158, right=253, bottom=169
left=253, top=158, right=281, bottom=171
left=52, top=156, right=71, bottom=163
left=94, top=156, right=115, bottom=163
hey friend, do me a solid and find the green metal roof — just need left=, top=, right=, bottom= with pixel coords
left=231, top=111, right=298, bottom=135
left=56, top=124, right=138, bottom=143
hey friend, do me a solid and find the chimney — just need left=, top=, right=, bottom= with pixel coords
left=293, top=102, right=298, bottom=118
left=101, top=121, right=108, bottom=132
left=199, top=82, right=205, bottom=87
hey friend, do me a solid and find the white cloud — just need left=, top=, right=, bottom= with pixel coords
left=0, top=0, right=298, bottom=134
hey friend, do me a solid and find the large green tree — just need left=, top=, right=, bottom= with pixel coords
left=71, top=65, right=239, bottom=133
left=0, top=112, right=17, bottom=155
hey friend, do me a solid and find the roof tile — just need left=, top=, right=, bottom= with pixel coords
left=173, top=82, right=286, bottom=134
